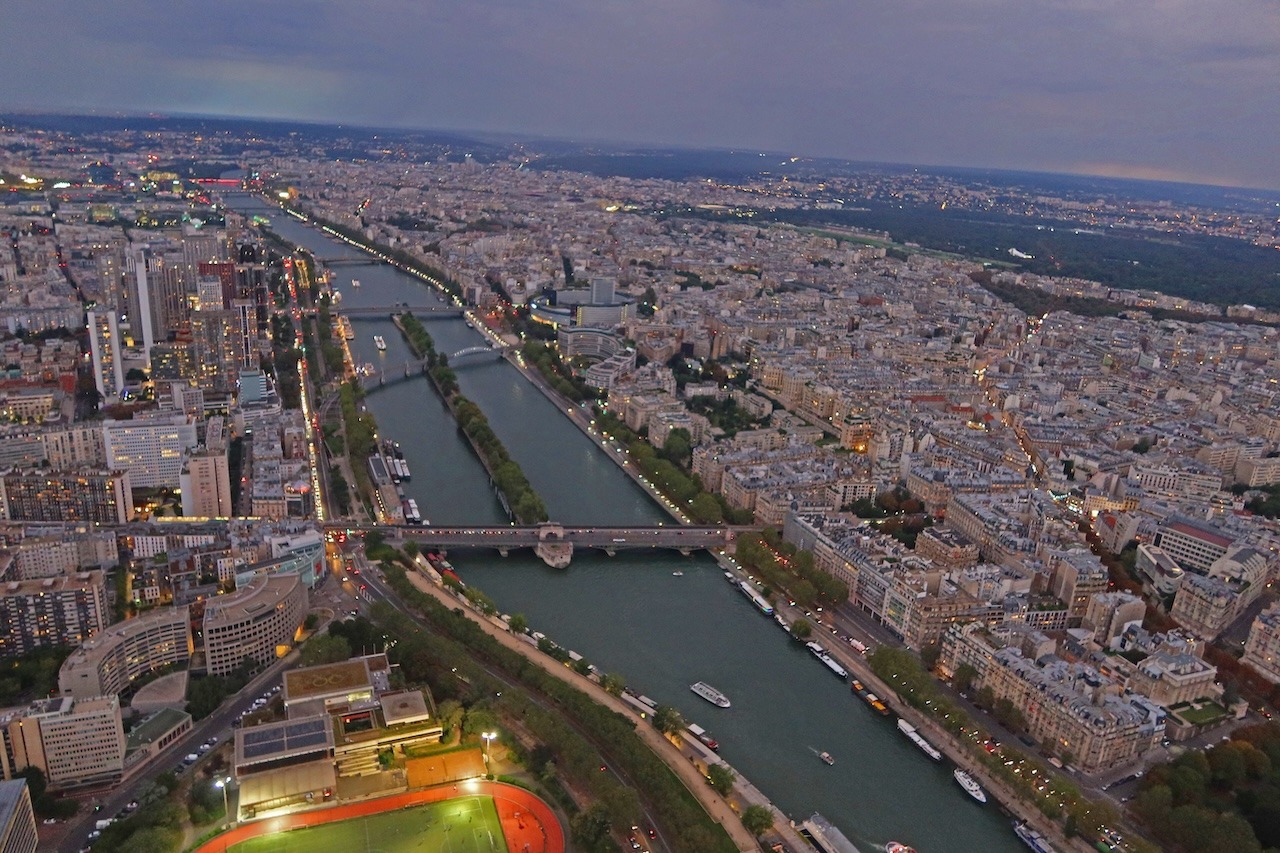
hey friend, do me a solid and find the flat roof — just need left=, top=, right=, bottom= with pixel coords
left=125, top=707, right=191, bottom=750
left=284, top=659, right=371, bottom=702
left=0, top=779, right=28, bottom=831
left=379, top=690, right=431, bottom=726
left=237, top=714, right=333, bottom=765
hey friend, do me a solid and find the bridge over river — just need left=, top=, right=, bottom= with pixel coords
left=334, top=305, right=463, bottom=318
left=357, top=346, right=507, bottom=392
left=328, top=522, right=748, bottom=567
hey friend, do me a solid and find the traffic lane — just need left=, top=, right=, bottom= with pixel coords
left=58, top=655, right=296, bottom=853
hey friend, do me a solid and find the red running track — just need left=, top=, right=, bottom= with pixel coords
left=191, top=780, right=564, bottom=853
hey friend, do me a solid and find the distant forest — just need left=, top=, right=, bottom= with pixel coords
left=742, top=204, right=1280, bottom=310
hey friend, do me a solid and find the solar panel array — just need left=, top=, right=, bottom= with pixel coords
left=241, top=716, right=330, bottom=760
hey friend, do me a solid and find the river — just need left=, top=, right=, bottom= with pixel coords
left=229, top=194, right=1023, bottom=853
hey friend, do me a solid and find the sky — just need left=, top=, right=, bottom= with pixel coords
left=3, top=0, right=1278, bottom=189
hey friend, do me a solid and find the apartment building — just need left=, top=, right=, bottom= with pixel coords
left=1243, top=604, right=1280, bottom=684
left=0, top=695, right=126, bottom=789
left=1170, top=573, right=1240, bottom=641
left=203, top=573, right=307, bottom=676
left=941, top=625, right=1163, bottom=771
left=0, top=572, right=108, bottom=658
left=0, top=470, right=133, bottom=524
left=58, top=607, right=193, bottom=699
left=0, top=779, right=37, bottom=853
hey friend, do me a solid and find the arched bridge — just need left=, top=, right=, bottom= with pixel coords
left=358, top=347, right=505, bottom=392
left=451, top=345, right=501, bottom=363
left=327, top=522, right=752, bottom=567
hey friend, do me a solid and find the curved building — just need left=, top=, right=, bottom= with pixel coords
left=58, top=607, right=192, bottom=700
left=203, top=573, right=307, bottom=676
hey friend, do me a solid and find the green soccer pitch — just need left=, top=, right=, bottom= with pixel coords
left=229, top=796, right=507, bottom=853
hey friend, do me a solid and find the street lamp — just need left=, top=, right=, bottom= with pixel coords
left=214, top=777, right=232, bottom=826
left=481, top=731, right=497, bottom=766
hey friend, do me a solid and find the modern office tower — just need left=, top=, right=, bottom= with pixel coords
left=235, top=258, right=270, bottom=340
left=231, top=299, right=259, bottom=369
left=188, top=309, right=245, bottom=392
left=238, top=370, right=269, bottom=404
left=0, top=470, right=133, bottom=524
left=0, top=695, right=126, bottom=788
left=0, top=571, right=108, bottom=658
left=180, top=430, right=232, bottom=518
left=181, top=226, right=227, bottom=287
left=0, top=779, right=38, bottom=853
left=149, top=342, right=192, bottom=381
left=198, top=261, right=237, bottom=308
left=195, top=275, right=225, bottom=310
left=150, top=260, right=190, bottom=339
left=41, top=425, right=107, bottom=469
left=590, top=276, right=616, bottom=305
left=203, top=573, right=307, bottom=676
left=58, top=607, right=193, bottom=699
left=86, top=309, right=125, bottom=401
left=93, top=243, right=127, bottom=315
left=124, top=245, right=155, bottom=355
left=101, top=412, right=199, bottom=488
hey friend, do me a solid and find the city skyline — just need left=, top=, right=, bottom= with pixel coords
left=3, top=0, right=1278, bottom=191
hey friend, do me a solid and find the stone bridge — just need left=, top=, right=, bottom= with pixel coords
left=328, top=522, right=750, bottom=568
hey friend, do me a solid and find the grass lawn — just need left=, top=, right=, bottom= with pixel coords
left=229, top=796, right=507, bottom=853
left=1175, top=703, right=1228, bottom=726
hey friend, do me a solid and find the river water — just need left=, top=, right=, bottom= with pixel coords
left=231, top=194, right=1023, bottom=853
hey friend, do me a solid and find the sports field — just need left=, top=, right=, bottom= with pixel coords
left=230, top=797, right=507, bottom=853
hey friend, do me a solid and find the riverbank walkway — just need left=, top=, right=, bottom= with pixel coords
left=403, top=571, right=761, bottom=852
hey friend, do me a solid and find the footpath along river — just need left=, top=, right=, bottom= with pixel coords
left=232, top=194, right=1023, bottom=852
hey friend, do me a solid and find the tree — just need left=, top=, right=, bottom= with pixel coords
left=790, top=619, right=813, bottom=640
left=653, top=705, right=685, bottom=735
left=742, top=805, right=774, bottom=837
left=570, top=802, right=612, bottom=851
left=600, top=672, right=625, bottom=696
left=690, top=492, right=723, bottom=524
left=508, top=613, right=528, bottom=635
left=952, top=663, right=978, bottom=694
left=707, top=763, right=735, bottom=796
left=300, top=632, right=351, bottom=666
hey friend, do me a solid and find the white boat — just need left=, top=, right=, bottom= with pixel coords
left=690, top=681, right=731, bottom=708
left=953, top=768, right=987, bottom=804
left=818, top=653, right=848, bottom=679
left=686, top=723, right=718, bottom=751
left=373, top=334, right=387, bottom=351
left=896, top=719, right=943, bottom=761
left=1013, top=822, right=1056, bottom=853
left=672, top=571, right=684, bottom=577
left=351, top=278, right=361, bottom=288
left=819, top=751, right=834, bottom=766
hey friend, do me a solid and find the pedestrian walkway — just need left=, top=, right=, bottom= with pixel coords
left=404, top=571, right=759, bottom=851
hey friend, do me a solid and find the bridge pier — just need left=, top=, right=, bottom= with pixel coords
left=678, top=548, right=692, bottom=557
left=498, top=547, right=509, bottom=557
left=604, top=548, right=617, bottom=557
